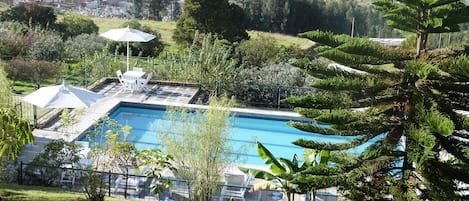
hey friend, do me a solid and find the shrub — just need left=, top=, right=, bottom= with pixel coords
left=30, top=32, right=64, bottom=61
left=28, top=60, right=62, bottom=89
left=0, top=28, right=40, bottom=59
left=235, top=36, right=280, bottom=68
left=226, top=63, right=311, bottom=106
left=65, top=34, right=107, bottom=60
left=4, top=59, right=31, bottom=85
left=25, top=140, right=81, bottom=186
left=57, top=13, right=99, bottom=40
left=238, top=63, right=307, bottom=86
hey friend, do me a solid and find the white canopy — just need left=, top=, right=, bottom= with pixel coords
left=100, top=26, right=156, bottom=71
left=22, top=83, right=103, bottom=108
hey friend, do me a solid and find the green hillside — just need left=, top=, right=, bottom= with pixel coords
left=90, top=17, right=314, bottom=49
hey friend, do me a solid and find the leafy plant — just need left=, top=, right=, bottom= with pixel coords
left=137, top=149, right=176, bottom=198
left=240, top=142, right=333, bottom=201
left=25, top=140, right=81, bottom=186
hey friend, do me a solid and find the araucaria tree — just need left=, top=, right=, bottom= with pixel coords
left=173, top=0, right=249, bottom=44
left=282, top=31, right=469, bottom=200
left=373, top=0, right=469, bottom=58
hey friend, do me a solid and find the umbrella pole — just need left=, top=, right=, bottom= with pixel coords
left=127, top=41, right=130, bottom=71
left=33, top=105, right=38, bottom=128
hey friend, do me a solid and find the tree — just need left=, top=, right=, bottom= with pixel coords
left=373, top=0, right=469, bottom=58
left=283, top=30, right=469, bottom=200
left=262, top=0, right=290, bottom=33
left=173, top=0, right=248, bottom=44
left=29, top=32, right=64, bottom=61
left=0, top=3, right=57, bottom=29
left=130, top=0, right=144, bottom=19
left=0, top=65, right=34, bottom=161
left=157, top=95, right=238, bottom=201
left=57, top=13, right=99, bottom=40
left=144, top=0, right=169, bottom=20
left=137, top=149, right=176, bottom=198
left=64, top=33, right=107, bottom=60
left=240, top=142, right=346, bottom=201
left=28, top=60, right=61, bottom=89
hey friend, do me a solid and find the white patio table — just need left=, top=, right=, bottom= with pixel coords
left=123, top=70, right=146, bottom=92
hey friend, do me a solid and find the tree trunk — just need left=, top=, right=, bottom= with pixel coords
left=415, top=31, right=428, bottom=58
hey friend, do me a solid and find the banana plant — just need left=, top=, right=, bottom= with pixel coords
left=239, top=141, right=330, bottom=201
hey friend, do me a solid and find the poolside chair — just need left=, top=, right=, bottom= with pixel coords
left=59, top=163, right=76, bottom=185
left=117, top=70, right=139, bottom=93
left=114, top=165, right=151, bottom=194
left=219, top=173, right=249, bottom=201
left=138, top=71, right=153, bottom=93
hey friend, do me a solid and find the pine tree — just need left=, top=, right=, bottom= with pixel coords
left=283, top=31, right=469, bottom=200
left=373, top=0, right=469, bottom=58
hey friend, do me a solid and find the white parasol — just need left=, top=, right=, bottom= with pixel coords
left=22, top=81, right=103, bottom=109
left=100, top=26, right=156, bottom=71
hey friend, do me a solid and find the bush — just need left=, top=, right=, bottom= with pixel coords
left=236, top=36, right=280, bottom=68
left=25, top=140, right=82, bottom=186
left=65, top=34, right=107, bottom=60
left=238, top=63, right=307, bottom=86
left=28, top=60, right=62, bottom=89
left=0, top=27, right=40, bottom=59
left=4, top=59, right=31, bottom=84
left=57, top=13, right=99, bottom=40
left=225, top=63, right=310, bottom=107
left=30, top=32, right=64, bottom=61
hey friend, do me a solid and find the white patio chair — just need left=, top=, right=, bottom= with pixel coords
left=60, top=163, right=76, bottom=185
left=116, top=70, right=132, bottom=92
left=114, top=165, right=151, bottom=194
left=133, top=67, right=143, bottom=72
left=138, top=71, right=153, bottom=92
left=219, top=173, right=249, bottom=201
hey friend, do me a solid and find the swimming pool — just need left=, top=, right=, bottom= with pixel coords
left=81, top=105, right=383, bottom=166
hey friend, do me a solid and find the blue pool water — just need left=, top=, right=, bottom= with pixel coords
left=81, top=106, right=383, bottom=166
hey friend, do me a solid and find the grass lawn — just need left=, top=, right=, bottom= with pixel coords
left=0, top=182, right=127, bottom=201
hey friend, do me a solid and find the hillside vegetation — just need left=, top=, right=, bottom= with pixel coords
left=90, top=17, right=314, bottom=49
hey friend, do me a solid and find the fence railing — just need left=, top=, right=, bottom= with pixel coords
left=16, top=161, right=340, bottom=201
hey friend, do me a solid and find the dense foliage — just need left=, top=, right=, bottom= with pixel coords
left=0, top=3, right=56, bottom=29
left=0, top=64, right=33, bottom=162
left=244, top=0, right=398, bottom=37
left=373, top=0, right=469, bottom=57
left=56, top=13, right=99, bottom=40
left=282, top=30, right=469, bottom=200
left=173, top=0, right=248, bottom=44
left=29, top=32, right=64, bottom=61
left=64, top=33, right=107, bottom=60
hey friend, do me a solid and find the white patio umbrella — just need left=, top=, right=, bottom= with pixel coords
left=22, top=81, right=103, bottom=109
left=100, top=26, right=156, bottom=71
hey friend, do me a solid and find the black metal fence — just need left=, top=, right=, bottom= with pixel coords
left=16, top=162, right=340, bottom=201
